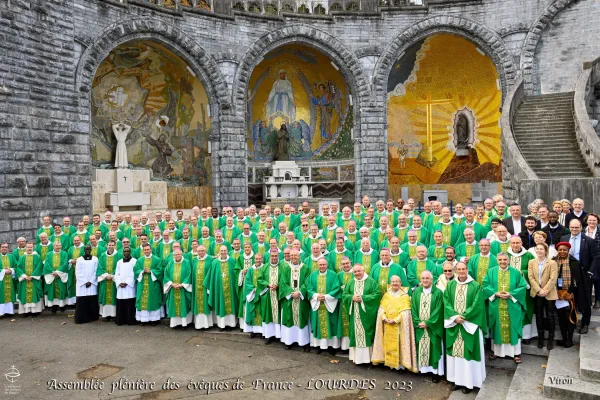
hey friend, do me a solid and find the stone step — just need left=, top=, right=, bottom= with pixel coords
left=579, top=328, right=600, bottom=382
left=521, top=101, right=573, bottom=107
left=539, top=173, right=594, bottom=179
left=543, top=345, right=600, bottom=400
left=514, top=130, right=577, bottom=135
left=526, top=161, right=588, bottom=167
left=525, top=92, right=575, bottom=98
left=475, top=367, right=514, bottom=400
left=506, top=354, right=547, bottom=400
left=513, top=121, right=575, bottom=127
left=519, top=149, right=581, bottom=156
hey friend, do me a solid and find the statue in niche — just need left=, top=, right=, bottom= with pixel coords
left=112, top=122, right=131, bottom=169
left=146, top=134, right=174, bottom=177
left=455, top=114, right=470, bottom=149
left=275, top=124, right=290, bottom=162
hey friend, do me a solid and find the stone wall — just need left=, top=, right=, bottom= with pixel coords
left=1, top=0, right=598, bottom=244
left=519, top=178, right=600, bottom=214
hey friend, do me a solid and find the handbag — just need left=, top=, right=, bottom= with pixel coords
left=557, top=288, right=573, bottom=301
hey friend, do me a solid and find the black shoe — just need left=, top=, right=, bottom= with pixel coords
left=285, top=345, right=292, bottom=350
left=547, top=338, right=554, bottom=350
left=432, top=375, right=440, bottom=383
left=304, top=346, right=311, bottom=353
left=264, top=337, right=274, bottom=345
left=328, top=348, right=337, bottom=356
left=565, top=338, right=573, bottom=348
left=594, top=301, right=600, bottom=309
left=580, top=325, right=589, bottom=334
left=219, top=328, right=225, bottom=332
left=556, top=339, right=565, bottom=346
left=249, top=332, right=256, bottom=338
left=462, top=388, right=472, bottom=394
left=537, top=337, right=544, bottom=348
left=59, top=307, right=65, bottom=312
left=523, top=339, right=530, bottom=345
left=451, top=384, right=461, bottom=391
left=316, top=348, right=323, bottom=354
left=149, top=321, right=158, bottom=326
left=51, top=308, right=57, bottom=315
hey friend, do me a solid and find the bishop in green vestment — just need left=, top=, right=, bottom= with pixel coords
left=192, top=246, right=214, bottom=329
left=431, top=209, right=462, bottom=246
left=407, top=246, right=438, bottom=288
left=412, top=271, right=444, bottom=379
left=336, top=257, right=354, bottom=350
left=342, top=264, right=381, bottom=364
left=482, top=253, right=528, bottom=360
left=235, top=243, right=255, bottom=327
left=16, top=244, right=43, bottom=314
left=507, top=237, right=536, bottom=340
left=43, top=242, right=69, bottom=310
left=242, top=253, right=265, bottom=335
left=207, top=245, right=239, bottom=329
left=0, top=243, right=16, bottom=316
left=67, top=237, right=85, bottom=305
left=307, top=258, right=341, bottom=354
left=97, top=243, right=123, bottom=319
left=133, top=245, right=164, bottom=324
left=444, top=262, right=487, bottom=392
left=370, top=249, right=408, bottom=295
left=164, top=250, right=193, bottom=328
left=259, top=250, right=284, bottom=343
left=353, top=238, right=379, bottom=274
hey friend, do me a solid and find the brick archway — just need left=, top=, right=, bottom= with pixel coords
left=75, top=17, right=234, bottom=208
left=233, top=24, right=382, bottom=200
left=519, top=0, right=577, bottom=95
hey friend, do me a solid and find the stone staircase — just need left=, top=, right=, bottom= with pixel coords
left=513, top=92, right=593, bottom=179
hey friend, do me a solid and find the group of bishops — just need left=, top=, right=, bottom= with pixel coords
left=0, top=194, right=596, bottom=394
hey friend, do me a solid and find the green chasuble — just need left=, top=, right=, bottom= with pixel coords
left=97, top=251, right=123, bottom=307
left=507, top=249, right=535, bottom=327
left=280, top=264, right=311, bottom=329
left=188, top=224, right=202, bottom=240
left=337, top=271, right=354, bottom=338
left=237, top=233, right=257, bottom=248
left=276, top=214, right=299, bottom=231
left=258, top=262, right=284, bottom=325
left=389, top=250, right=410, bottom=269
left=67, top=245, right=84, bottom=299
left=158, top=241, right=175, bottom=261
left=302, top=235, right=322, bottom=254
left=133, top=256, right=164, bottom=312
left=0, top=253, right=16, bottom=304
left=342, top=276, right=381, bottom=348
left=400, top=243, right=423, bottom=261
left=35, top=243, right=52, bottom=264
left=36, top=225, right=53, bottom=242
left=43, top=251, right=69, bottom=303
left=370, top=262, right=408, bottom=295
left=411, top=228, right=430, bottom=248
left=411, top=286, right=444, bottom=370
left=243, top=265, right=264, bottom=326
left=71, top=230, right=90, bottom=246
left=307, top=270, right=341, bottom=340
left=50, top=233, right=71, bottom=251
left=431, top=221, right=462, bottom=247
left=327, top=249, right=354, bottom=273
left=235, top=252, right=255, bottom=318
left=455, top=241, right=481, bottom=262
left=11, top=247, right=26, bottom=263
left=304, top=255, right=325, bottom=273
left=353, top=250, right=379, bottom=274
left=482, top=266, right=528, bottom=346
left=407, top=258, right=438, bottom=288
left=179, top=237, right=194, bottom=254
left=323, top=227, right=338, bottom=246
left=222, top=226, right=242, bottom=244
left=192, top=255, right=213, bottom=316
left=427, top=244, right=449, bottom=265
left=337, top=216, right=356, bottom=232
left=490, top=239, right=511, bottom=255
left=208, top=217, right=223, bottom=237
left=467, top=254, right=499, bottom=285
left=456, top=222, right=488, bottom=243
left=443, top=278, right=487, bottom=361
left=16, top=253, right=43, bottom=305
left=396, top=226, right=410, bottom=244
left=207, top=256, right=239, bottom=317
left=164, top=259, right=192, bottom=318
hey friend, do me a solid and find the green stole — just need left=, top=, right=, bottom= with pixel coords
left=140, top=257, right=152, bottom=310
left=1, top=254, right=12, bottom=303
left=317, top=274, right=329, bottom=337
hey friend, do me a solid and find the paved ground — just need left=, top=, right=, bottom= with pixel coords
left=0, top=311, right=451, bottom=400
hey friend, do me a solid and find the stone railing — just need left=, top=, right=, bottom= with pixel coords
left=107, top=0, right=473, bottom=16
left=574, top=58, right=600, bottom=176
left=500, top=76, right=537, bottom=203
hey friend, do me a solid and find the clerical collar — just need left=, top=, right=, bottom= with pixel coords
left=144, top=255, right=153, bottom=258
left=327, top=225, right=337, bottom=230
left=380, top=263, right=390, bottom=268
left=355, top=273, right=368, bottom=281
left=360, top=248, right=373, bottom=256
left=40, top=242, right=50, bottom=246
left=219, top=256, right=229, bottom=262
left=54, top=232, right=63, bottom=237
left=270, top=262, right=279, bottom=267
left=508, top=247, right=526, bottom=257
left=574, top=210, right=583, bottom=217
left=318, top=271, right=327, bottom=275
left=440, top=218, right=453, bottom=225
left=243, top=251, right=254, bottom=259
left=457, top=275, right=473, bottom=285
left=466, top=241, right=477, bottom=246
left=53, top=250, right=61, bottom=254
left=465, top=220, right=475, bottom=226
left=480, top=253, right=490, bottom=257
left=123, top=256, right=132, bottom=262
left=252, top=264, right=263, bottom=269
left=499, top=266, right=509, bottom=271
left=311, top=254, right=322, bottom=261
left=412, top=226, right=422, bottom=230
left=408, top=242, right=418, bottom=246
left=390, top=249, right=402, bottom=255
left=106, top=250, right=115, bottom=256
left=398, top=225, right=408, bottom=229
left=197, top=255, right=207, bottom=261
left=423, top=287, right=432, bottom=294
left=76, top=230, right=87, bottom=234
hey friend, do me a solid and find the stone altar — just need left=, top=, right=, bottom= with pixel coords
left=92, top=168, right=156, bottom=212
left=263, top=161, right=314, bottom=200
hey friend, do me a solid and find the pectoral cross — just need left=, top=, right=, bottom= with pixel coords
left=406, top=93, right=452, bottom=167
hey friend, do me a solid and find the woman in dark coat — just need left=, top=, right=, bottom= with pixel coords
left=553, top=242, right=585, bottom=348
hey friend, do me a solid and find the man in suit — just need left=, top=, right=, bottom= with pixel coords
left=561, top=219, right=597, bottom=334
left=518, top=216, right=538, bottom=250
left=503, top=204, right=527, bottom=236
left=564, top=198, right=589, bottom=229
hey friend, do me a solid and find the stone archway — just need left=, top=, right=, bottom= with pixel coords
left=373, top=16, right=517, bottom=99
left=232, top=24, right=380, bottom=201
left=519, top=0, right=578, bottom=95
left=75, top=17, right=234, bottom=209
